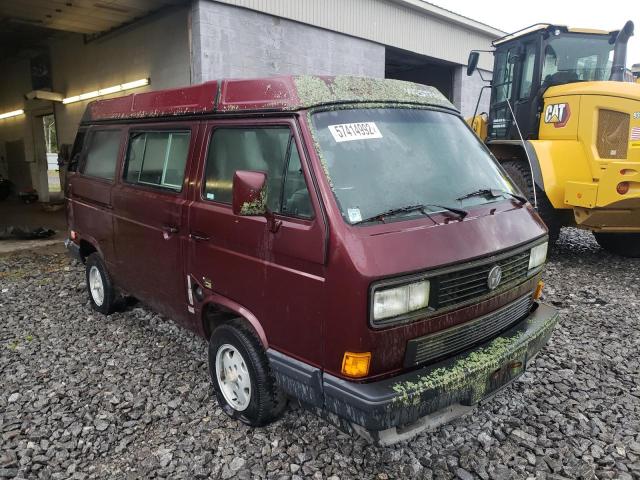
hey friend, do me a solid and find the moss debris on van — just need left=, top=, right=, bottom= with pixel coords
left=294, top=75, right=455, bottom=110
left=390, top=333, right=525, bottom=407
left=239, top=187, right=267, bottom=216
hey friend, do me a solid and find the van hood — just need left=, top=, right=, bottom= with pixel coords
left=344, top=204, right=547, bottom=279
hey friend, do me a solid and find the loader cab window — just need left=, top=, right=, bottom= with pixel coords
left=542, top=33, right=614, bottom=83
left=542, top=46, right=559, bottom=80
left=493, top=48, right=517, bottom=103
left=489, top=47, right=517, bottom=138
left=518, top=43, right=537, bottom=100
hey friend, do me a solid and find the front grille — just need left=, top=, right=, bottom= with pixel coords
left=404, top=294, right=533, bottom=367
left=597, top=109, right=629, bottom=159
left=434, top=251, right=530, bottom=309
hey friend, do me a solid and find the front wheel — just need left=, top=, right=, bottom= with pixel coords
left=593, top=232, right=640, bottom=258
left=209, top=320, right=286, bottom=427
left=501, top=160, right=562, bottom=245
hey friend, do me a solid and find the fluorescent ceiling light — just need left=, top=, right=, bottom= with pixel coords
left=62, top=78, right=150, bottom=104
left=0, top=109, right=25, bottom=120
left=121, top=79, right=150, bottom=89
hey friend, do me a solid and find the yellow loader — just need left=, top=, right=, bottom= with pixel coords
left=467, top=21, right=640, bottom=257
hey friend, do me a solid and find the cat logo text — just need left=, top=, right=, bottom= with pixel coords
left=544, top=103, right=571, bottom=128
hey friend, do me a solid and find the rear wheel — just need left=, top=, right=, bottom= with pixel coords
left=209, top=320, right=286, bottom=426
left=593, top=232, right=640, bottom=258
left=502, top=160, right=562, bottom=245
left=85, top=253, right=116, bottom=315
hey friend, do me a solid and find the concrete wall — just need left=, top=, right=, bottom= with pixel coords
left=452, top=66, right=493, bottom=118
left=0, top=57, right=49, bottom=195
left=191, top=0, right=386, bottom=82
left=0, top=58, right=29, bottom=181
left=211, top=0, right=500, bottom=71
left=51, top=7, right=191, bottom=146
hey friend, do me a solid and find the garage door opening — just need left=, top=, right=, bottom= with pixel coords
left=385, top=46, right=455, bottom=101
left=41, top=113, right=62, bottom=199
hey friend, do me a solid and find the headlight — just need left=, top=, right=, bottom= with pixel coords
left=529, top=242, right=548, bottom=270
left=373, top=280, right=430, bottom=324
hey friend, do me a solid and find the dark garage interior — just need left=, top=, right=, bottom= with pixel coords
left=385, top=46, right=455, bottom=101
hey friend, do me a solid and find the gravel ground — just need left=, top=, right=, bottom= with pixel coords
left=1, top=228, right=639, bottom=480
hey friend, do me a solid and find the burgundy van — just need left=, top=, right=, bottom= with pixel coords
left=65, top=76, right=558, bottom=444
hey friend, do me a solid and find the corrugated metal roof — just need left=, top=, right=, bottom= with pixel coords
left=211, top=0, right=503, bottom=70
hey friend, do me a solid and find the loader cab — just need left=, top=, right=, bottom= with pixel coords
left=484, top=25, right=619, bottom=141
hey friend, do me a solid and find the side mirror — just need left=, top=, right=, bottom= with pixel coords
left=466, top=51, right=480, bottom=76
left=232, top=170, right=268, bottom=216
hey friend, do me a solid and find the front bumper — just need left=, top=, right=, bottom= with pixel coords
left=566, top=162, right=640, bottom=231
left=268, top=301, right=558, bottom=443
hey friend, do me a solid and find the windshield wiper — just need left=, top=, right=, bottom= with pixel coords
left=354, top=204, right=430, bottom=225
left=353, top=203, right=467, bottom=225
left=424, top=204, right=468, bottom=219
left=456, top=188, right=527, bottom=205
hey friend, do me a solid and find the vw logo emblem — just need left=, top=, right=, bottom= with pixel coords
left=487, top=265, right=502, bottom=290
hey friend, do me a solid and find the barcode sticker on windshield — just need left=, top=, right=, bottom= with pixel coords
left=328, top=122, right=382, bottom=143
left=347, top=208, right=362, bottom=223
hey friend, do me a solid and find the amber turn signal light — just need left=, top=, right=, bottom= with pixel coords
left=341, top=351, right=371, bottom=378
left=533, top=280, right=544, bottom=300
left=617, top=182, right=629, bottom=195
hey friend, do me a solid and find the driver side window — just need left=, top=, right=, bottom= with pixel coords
left=281, top=142, right=313, bottom=218
left=203, top=126, right=314, bottom=219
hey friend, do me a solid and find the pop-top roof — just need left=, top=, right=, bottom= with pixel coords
left=81, top=75, right=456, bottom=123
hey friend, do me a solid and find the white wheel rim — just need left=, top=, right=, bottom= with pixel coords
left=89, top=266, right=105, bottom=306
left=215, top=344, right=251, bottom=411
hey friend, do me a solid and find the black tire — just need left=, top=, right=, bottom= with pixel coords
left=85, top=253, right=117, bottom=315
left=593, top=232, right=640, bottom=258
left=502, top=160, right=562, bottom=245
left=209, top=320, right=286, bottom=427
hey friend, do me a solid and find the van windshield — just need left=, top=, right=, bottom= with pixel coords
left=310, top=108, right=517, bottom=225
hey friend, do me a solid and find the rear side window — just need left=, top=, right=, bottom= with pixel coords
left=124, top=131, right=190, bottom=191
left=68, top=130, right=86, bottom=172
left=203, top=127, right=313, bottom=217
left=82, top=130, right=121, bottom=180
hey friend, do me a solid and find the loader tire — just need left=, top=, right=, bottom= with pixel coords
left=593, top=232, right=640, bottom=258
left=502, top=160, right=561, bottom=245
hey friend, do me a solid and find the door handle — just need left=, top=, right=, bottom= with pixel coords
left=162, top=225, right=179, bottom=234
left=189, top=232, right=210, bottom=241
